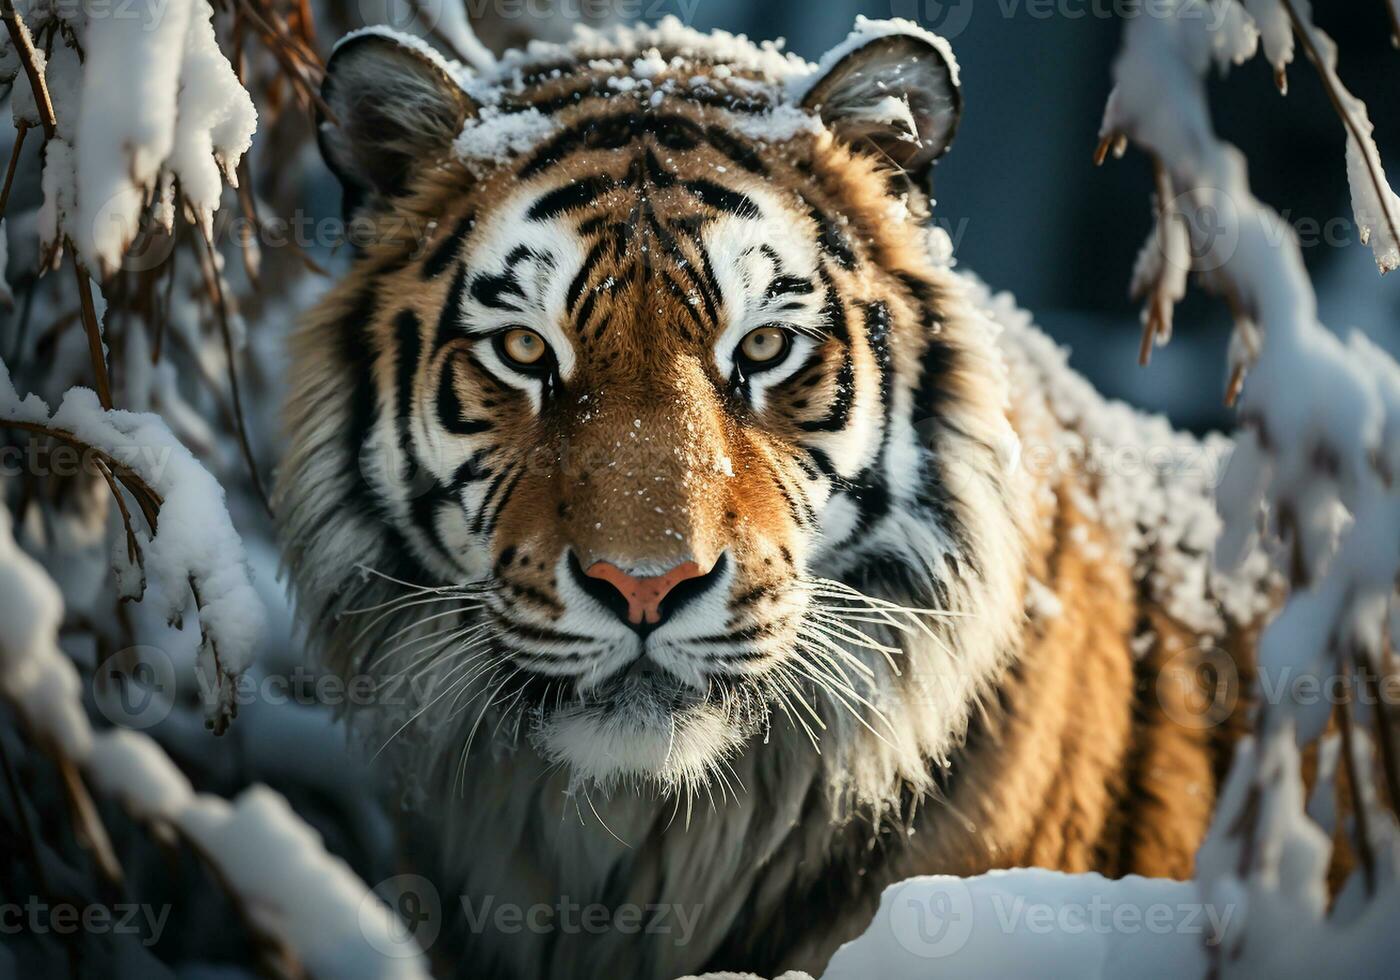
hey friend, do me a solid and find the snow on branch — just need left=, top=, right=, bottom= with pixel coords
left=1266, top=0, right=1400, bottom=273
left=0, top=0, right=257, bottom=278
left=0, top=508, right=430, bottom=979
left=89, top=731, right=433, bottom=980
left=1098, top=0, right=1400, bottom=968
left=0, top=358, right=264, bottom=732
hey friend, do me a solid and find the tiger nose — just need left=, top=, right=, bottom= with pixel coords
left=569, top=554, right=725, bottom=629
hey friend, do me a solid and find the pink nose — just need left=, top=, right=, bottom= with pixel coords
left=584, top=560, right=707, bottom=626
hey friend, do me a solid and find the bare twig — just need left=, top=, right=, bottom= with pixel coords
left=187, top=576, right=238, bottom=735
left=56, top=755, right=123, bottom=885
left=0, top=418, right=162, bottom=527
left=0, top=1, right=56, bottom=140
left=73, top=261, right=114, bottom=410
left=0, top=122, right=28, bottom=221
left=235, top=0, right=334, bottom=122
left=93, top=457, right=145, bottom=580
left=1336, top=654, right=1377, bottom=896
left=1359, top=630, right=1400, bottom=815
left=0, top=418, right=239, bottom=733
left=196, top=227, right=272, bottom=516
left=1138, top=157, right=1179, bottom=366
left=152, top=246, right=178, bottom=364
left=229, top=7, right=261, bottom=289
left=1093, top=132, right=1127, bottom=167
left=1225, top=364, right=1247, bottom=408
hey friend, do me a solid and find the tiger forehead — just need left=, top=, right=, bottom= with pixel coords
left=482, top=48, right=789, bottom=117
left=410, top=104, right=830, bottom=349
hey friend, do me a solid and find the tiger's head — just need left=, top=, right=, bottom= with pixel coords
left=279, top=19, right=1030, bottom=807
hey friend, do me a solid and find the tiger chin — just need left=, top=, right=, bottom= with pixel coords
left=276, top=17, right=1268, bottom=980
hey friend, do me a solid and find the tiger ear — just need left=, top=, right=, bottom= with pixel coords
left=319, top=30, right=475, bottom=214
left=800, top=22, right=962, bottom=177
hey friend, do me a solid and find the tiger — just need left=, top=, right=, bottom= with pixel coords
left=276, top=17, right=1269, bottom=980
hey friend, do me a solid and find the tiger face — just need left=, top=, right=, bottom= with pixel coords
left=282, top=19, right=1026, bottom=800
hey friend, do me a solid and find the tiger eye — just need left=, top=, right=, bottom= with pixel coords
left=502, top=328, right=548, bottom=367
left=739, top=327, right=788, bottom=364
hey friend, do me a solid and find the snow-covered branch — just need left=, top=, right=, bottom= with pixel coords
left=1098, top=0, right=1400, bottom=969
left=1, top=505, right=430, bottom=979
left=0, top=359, right=265, bottom=731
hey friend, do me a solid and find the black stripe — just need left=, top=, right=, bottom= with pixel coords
left=528, top=176, right=615, bottom=221
left=805, top=197, right=856, bottom=268
left=435, top=358, right=494, bottom=435
left=505, top=581, right=565, bottom=615
left=772, top=469, right=817, bottom=529
left=480, top=465, right=525, bottom=536
left=663, top=271, right=706, bottom=336
left=500, top=620, right=597, bottom=646
left=800, top=349, right=854, bottom=433
left=574, top=287, right=603, bottom=338
left=799, top=281, right=855, bottom=433
left=765, top=275, right=815, bottom=301
left=690, top=622, right=779, bottom=645
left=914, top=334, right=958, bottom=426
left=642, top=148, right=679, bottom=189
left=850, top=302, right=895, bottom=531
left=433, top=263, right=470, bottom=351
left=409, top=482, right=459, bottom=565
left=421, top=213, right=475, bottom=280
left=471, top=271, right=524, bottom=311
left=731, top=585, right=778, bottom=610
left=393, top=309, right=422, bottom=466
left=338, top=285, right=382, bottom=519
left=818, top=267, right=851, bottom=342
left=910, top=322, right=979, bottom=578
left=705, top=125, right=767, bottom=174
left=680, top=222, right=725, bottom=327
left=518, top=112, right=770, bottom=179
left=473, top=460, right=522, bottom=535
left=453, top=448, right=493, bottom=488
left=684, top=179, right=760, bottom=219
left=567, top=236, right=613, bottom=311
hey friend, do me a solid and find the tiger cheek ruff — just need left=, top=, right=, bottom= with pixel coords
left=276, top=17, right=1270, bottom=979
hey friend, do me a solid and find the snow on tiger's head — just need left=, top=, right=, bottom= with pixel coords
left=279, top=18, right=1025, bottom=802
